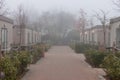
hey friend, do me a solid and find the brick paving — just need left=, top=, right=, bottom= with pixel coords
left=22, top=46, right=103, bottom=80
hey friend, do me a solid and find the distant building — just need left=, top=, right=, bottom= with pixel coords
left=80, top=25, right=110, bottom=47
left=110, top=17, right=120, bottom=48
left=0, top=16, right=13, bottom=51
left=13, top=25, right=41, bottom=47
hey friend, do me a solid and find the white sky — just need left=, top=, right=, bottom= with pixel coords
left=6, top=0, right=120, bottom=18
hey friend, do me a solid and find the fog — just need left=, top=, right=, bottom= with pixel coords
left=3, top=0, right=120, bottom=45
left=7, top=0, right=119, bottom=17
left=0, top=1, right=119, bottom=80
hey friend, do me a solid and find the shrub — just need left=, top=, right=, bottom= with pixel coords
left=101, top=54, right=120, bottom=80
left=69, top=43, right=75, bottom=50
left=44, top=44, right=50, bottom=52
left=74, top=43, right=87, bottom=53
left=10, top=54, right=21, bottom=76
left=85, top=49, right=108, bottom=67
left=31, top=45, right=45, bottom=64
left=18, top=51, right=31, bottom=74
left=9, top=51, right=20, bottom=67
left=8, top=51, right=31, bottom=75
left=115, top=52, right=120, bottom=58
left=72, top=43, right=98, bottom=53
left=0, top=44, right=49, bottom=79
left=0, top=56, right=17, bottom=80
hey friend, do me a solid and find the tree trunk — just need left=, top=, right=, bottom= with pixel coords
left=103, top=25, right=106, bottom=49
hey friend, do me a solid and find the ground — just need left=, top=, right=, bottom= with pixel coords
left=22, top=46, right=105, bottom=80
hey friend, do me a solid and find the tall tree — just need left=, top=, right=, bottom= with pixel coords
left=14, top=5, right=28, bottom=47
left=0, top=0, right=8, bottom=15
left=14, top=5, right=28, bottom=26
left=94, top=10, right=109, bottom=47
left=77, top=9, right=88, bottom=43
left=38, top=11, right=75, bottom=44
left=113, top=0, right=120, bottom=10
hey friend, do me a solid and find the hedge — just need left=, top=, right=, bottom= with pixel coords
left=0, top=56, right=17, bottom=80
left=101, top=54, right=120, bottom=80
left=0, top=43, right=50, bottom=80
left=72, top=43, right=120, bottom=80
left=85, top=49, right=109, bottom=67
left=70, top=43, right=98, bottom=53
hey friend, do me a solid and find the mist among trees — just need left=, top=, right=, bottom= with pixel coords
left=38, top=11, right=77, bottom=44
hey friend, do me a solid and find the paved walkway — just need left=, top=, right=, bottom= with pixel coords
left=22, top=46, right=103, bottom=80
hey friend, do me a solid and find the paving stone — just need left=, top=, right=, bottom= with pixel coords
left=22, top=46, right=103, bottom=80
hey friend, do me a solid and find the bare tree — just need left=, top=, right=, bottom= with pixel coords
left=0, top=0, right=8, bottom=15
left=14, top=5, right=28, bottom=26
left=38, top=11, right=75, bottom=43
left=77, top=9, right=88, bottom=43
left=113, top=0, right=120, bottom=10
left=14, top=5, right=28, bottom=47
left=89, top=17, right=94, bottom=28
left=94, top=10, right=109, bottom=47
left=88, top=17, right=94, bottom=44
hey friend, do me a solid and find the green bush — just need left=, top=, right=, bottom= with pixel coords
left=8, top=51, right=31, bottom=75
left=18, top=51, right=31, bottom=74
left=31, top=45, right=45, bottom=64
left=10, top=54, right=21, bottom=76
left=36, top=43, right=51, bottom=52
left=73, top=43, right=98, bottom=53
left=0, top=51, right=31, bottom=80
left=9, top=52, right=20, bottom=68
left=44, top=44, right=50, bottom=52
left=69, top=43, right=75, bottom=50
left=0, top=44, right=49, bottom=79
left=74, top=43, right=87, bottom=53
left=85, top=49, right=108, bottom=67
left=101, top=54, right=120, bottom=80
left=115, top=52, right=120, bottom=58
left=0, top=56, right=17, bottom=80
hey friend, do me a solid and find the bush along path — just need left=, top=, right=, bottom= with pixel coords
left=0, top=43, right=50, bottom=80
left=71, top=43, right=120, bottom=80
left=22, top=46, right=104, bottom=80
